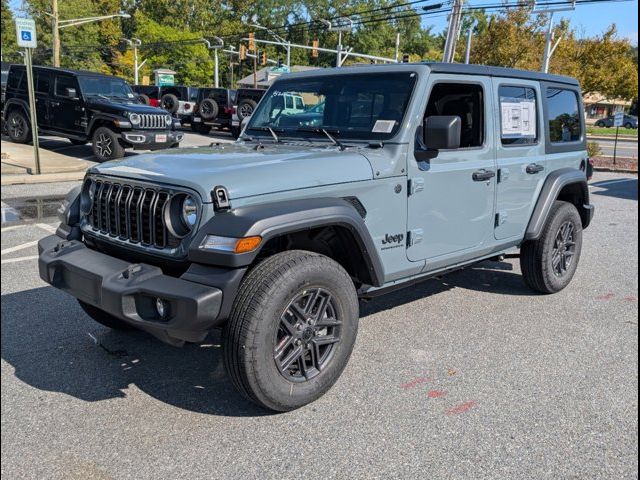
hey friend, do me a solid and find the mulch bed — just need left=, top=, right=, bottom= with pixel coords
left=591, top=156, right=638, bottom=173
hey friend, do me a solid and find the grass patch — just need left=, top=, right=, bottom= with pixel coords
left=587, top=126, right=638, bottom=136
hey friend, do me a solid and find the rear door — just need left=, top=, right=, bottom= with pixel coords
left=492, top=78, right=546, bottom=240
left=50, top=73, right=81, bottom=133
left=34, top=70, right=52, bottom=128
left=407, top=75, right=497, bottom=262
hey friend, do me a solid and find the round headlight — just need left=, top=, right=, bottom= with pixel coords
left=165, top=114, right=173, bottom=126
left=181, top=196, right=198, bottom=228
left=129, top=113, right=141, bottom=125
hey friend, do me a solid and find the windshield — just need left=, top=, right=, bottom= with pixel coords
left=78, top=76, right=135, bottom=99
left=247, top=72, right=417, bottom=141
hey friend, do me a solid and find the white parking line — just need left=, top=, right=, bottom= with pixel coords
left=1, top=240, right=38, bottom=255
left=36, top=223, right=58, bottom=234
left=1, top=225, right=27, bottom=233
left=1, top=255, right=38, bottom=264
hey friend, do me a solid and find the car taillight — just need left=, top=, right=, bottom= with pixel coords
left=225, top=107, right=236, bottom=115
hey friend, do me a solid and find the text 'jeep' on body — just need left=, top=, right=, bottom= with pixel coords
left=3, top=66, right=184, bottom=161
left=39, top=63, right=594, bottom=411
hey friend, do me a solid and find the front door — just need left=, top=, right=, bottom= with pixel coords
left=50, top=74, right=82, bottom=133
left=492, top=79, right=546, bottom=240
left=407, top=75, right=497, bottom=263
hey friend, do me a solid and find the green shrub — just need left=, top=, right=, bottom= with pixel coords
left=587, top=141, right=602, bottom=158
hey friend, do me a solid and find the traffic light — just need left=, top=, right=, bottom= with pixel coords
left=311, top=39, right=319, bottom=58
left=239, top=44, right=246, bottom=60
left=402, top=54, right=410, bottom=63
left=260, top=51, right=267, bottom=66
left=248, top=32, right=255, bottom=51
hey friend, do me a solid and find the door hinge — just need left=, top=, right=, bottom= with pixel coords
left=408, top=177, right=424, bottom=196
left=407, top=228, right=424, bottom=246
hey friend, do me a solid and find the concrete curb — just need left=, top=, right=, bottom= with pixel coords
left=593, top=167, right=638, bottom=174
left=587, top=135, right=638, bottom=142
left=1, top=171, right=86, bottom=186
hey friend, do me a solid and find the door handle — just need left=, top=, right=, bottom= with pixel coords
left=472, top=169, right=496, bottom=182
left=526, top=163, right=545, bottom=174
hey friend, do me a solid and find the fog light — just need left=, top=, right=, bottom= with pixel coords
left=156, top=298, right=169, bottom=318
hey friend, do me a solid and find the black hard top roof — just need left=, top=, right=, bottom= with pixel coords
left=10, top=64, right=120, bottom=79
left=422, top=62, right=580, bottom=86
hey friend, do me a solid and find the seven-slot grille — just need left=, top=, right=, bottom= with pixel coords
left=138, top=114, right=168, bottom=129
left=88, top=179, right=180, bottom=249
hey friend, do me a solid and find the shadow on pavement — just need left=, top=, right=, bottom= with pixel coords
left=590, top=178, right=638, bottom=201
left=2, top=261, right=532, bottom=416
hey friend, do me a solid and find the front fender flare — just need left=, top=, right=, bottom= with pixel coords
left=188, top=197, right=384, bottom=287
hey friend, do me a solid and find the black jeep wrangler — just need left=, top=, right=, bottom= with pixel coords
left=3, top=66, right=183, bottom=161
left=191, top=87, right=237, bottom=135
left=132, top=84, right=199, bottom=125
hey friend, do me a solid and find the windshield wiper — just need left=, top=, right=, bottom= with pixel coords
left=250, top=126, right=283, bottom=143
left=296, top=126, right=345, bottom=150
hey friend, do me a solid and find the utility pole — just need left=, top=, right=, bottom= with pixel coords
left=202, top=37, right=224, bottom=87
left=395, top=33, right=401, bottom=62
left=122, top=38, right=142, bottom=84
left=443, top=0, right=463, bottom=63
left=52, top=0, right=60, bottom=67
left=320, top=18, right=353, bottom=68
left=464, top=28, right=472, bottom=64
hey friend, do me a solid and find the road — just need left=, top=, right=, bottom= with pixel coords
left=594, top=137, right=638, bottom=158
left=1, top=172, right=638, bottom=479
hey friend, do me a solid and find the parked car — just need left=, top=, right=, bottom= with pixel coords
left=190, top=87, right=238, bottom=135
left=132, top=85, right=199, bottom=124
left=3, top=66, right=183, bottom=161
left=41, top=63, right=594, bottom=412
left=594, top=114, right=638, bottom=129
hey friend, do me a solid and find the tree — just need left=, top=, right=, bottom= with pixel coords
left=1, top=0, right=17, bottom=60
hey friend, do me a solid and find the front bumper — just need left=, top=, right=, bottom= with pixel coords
left=38, top=235, right=223, bottom=346
left=120, top=130, right=184, bottom=149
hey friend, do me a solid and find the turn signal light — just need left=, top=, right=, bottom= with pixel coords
left=234, top=236, right=262, bottom=253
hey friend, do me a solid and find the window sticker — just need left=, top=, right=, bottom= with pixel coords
left=372, top=119, right=396, bottom=133
left=501, top=98, right=536, bottom=138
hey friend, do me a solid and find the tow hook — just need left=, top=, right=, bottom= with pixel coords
left=121, top=264, right=142, bottom=279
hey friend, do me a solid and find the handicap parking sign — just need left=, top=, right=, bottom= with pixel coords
left=15, top=18, right=37, bottom=48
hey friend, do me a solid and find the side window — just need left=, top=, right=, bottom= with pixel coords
left=36, top=72, right=51, bottom=94
left=55, top=75, right=77, bottom=97
left=425, top=83, right=484, bottom=148
left=295, top=97, right=304, bottom=110
left=285, top=95, right=293, bottom=109
left=499, top=85, right=537, bottom=145
left=546, top=88, right=581, bottom=143
left=8, top=70, right=24, bottom=90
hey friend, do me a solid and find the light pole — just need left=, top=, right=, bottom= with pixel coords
left=250, top=23, right=291, bottom=68
left=535, top=0, right=576, bottom=73
left=202, top=37, right=224, bottom=87
left=319, top=17, right=353, bottom=68
left=122, top=38, right=143, bottom=85
left=47, top=1, right=130, bottom=67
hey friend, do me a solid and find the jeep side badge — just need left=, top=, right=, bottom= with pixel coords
left=212, top=186, right=231, bottom=210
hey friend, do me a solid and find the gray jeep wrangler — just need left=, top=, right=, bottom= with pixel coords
left=39, top=63, right=594, bottom=411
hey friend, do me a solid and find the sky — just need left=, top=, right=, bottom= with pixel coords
left=9, top=0, right=639, bottom=46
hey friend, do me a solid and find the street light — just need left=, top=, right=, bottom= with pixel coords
left=202, top=37, right=224, bottom=88
left=46, top=2, right=130, bottom=67
left=319, top=17, right=353, bottom=67
left=121, top=38, right=143, bottom=85
left=249, top=22, right=291, bottom=68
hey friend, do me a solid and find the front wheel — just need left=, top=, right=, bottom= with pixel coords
left=92, top=127, right=125, bottom=161
left=520, top=201, right=583, bottom=294
left=223, top=251, right=359, bottom=411
left=6, top=110, right=31, bottom=143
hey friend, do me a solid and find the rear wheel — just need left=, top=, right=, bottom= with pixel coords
left=161, top=94, right=179, bottom=114
left=78, top=300, right=134, bottom=331
left=223, top=251, right=359, bottom=411
left=7, top=110, right=31, bottom=143
left=236, top=99, right=257, bottom=121
left=92, top=126, right=125, bottom=161
left=199, top=98, right=219, bottom=120
left=521, top=201, right=583, bottom=294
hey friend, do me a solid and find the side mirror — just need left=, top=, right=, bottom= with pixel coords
left=65, top=87, right=78, bottom=99
left=423, top=115, right=461, bottom=150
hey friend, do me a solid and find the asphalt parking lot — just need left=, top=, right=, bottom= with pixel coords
left=1, top=172, right=637, bottom=479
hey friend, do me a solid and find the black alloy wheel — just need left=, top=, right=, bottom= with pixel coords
left=551, top=221, right=577, bottom=277
left=274, top=287, right=342, bottom=382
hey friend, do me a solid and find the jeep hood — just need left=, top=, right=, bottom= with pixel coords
left=85, top=97, right=169, bottom=115
left=90, top=143, right=374, bottom=201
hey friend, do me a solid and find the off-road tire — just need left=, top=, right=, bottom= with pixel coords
left=223, top=250, right=359, bottom=411
left=161, top=94, right=179, bottom=114
left=199, top=98, right=219, bottom=120
left=624, top=122, right=633, bottom=129
left=137, top=94, right=150, bottom=105
left=6, top=110, right=31, bottom=143
left=521, top=201, right=583, bottom=294
left=78, top=300, right=135, bottom=331
left=92, top=126, right=125, bottom=161
left=236, top=99, right=257, bottom=121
